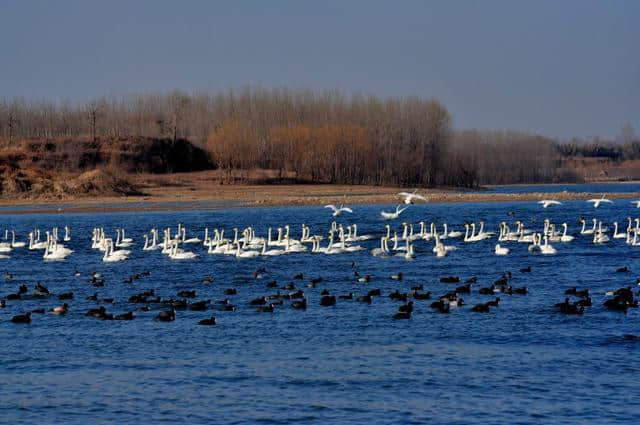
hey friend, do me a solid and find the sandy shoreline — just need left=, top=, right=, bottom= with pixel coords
left=0, top=180, right=638, bottom=214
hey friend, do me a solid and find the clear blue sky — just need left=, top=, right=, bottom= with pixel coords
left=1, top=0, right=638, bottom=139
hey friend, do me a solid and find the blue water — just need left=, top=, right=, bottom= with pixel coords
left=1, top=200, right=640, bottom=424
left=487, top=182, right=640, bottom=194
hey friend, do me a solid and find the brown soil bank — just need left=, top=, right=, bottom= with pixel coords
left=1, top=136, right=212, bottom=174
left=1, top=171, right=637, bottom=215
left=0, top=165, right=143, bottom=200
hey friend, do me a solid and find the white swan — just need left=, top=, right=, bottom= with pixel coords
left=560, top=223, right=575, bottom=242
left=63, top=226, right=71, bottom=242
left=103, top=239, right=129, bottom=262
left=580, top=219, right=596, bottom=235
left=235, top=242, right=260, bottom=258
left=397, top=189, right=428, bottom=204
left=119, top=228, right=133, bottom=244
left=115, top=229, right=134, bottom=248
left=495, top=244, right=509, bottom=255
left=444, top=223, right=463, bottom=239
left=404, top=243, right=416, bottom=260
left=538, top=200, right=562, bottom=208
left=43, top=240, right=71, bottom=261
left=593, top=229, right=610, bottom=244
left=587, top=196, right=613, bottom=208
left=631, top=200, right=640, bottom=208
left=169, top=240, right=198, bottom=260
left=324, top=204, right=353, bottom=217
left=432, top=234, right=456, bottom=253
left=181, top=227, right=201, bottom=244
left=528, top=233, right=542, bottom=252
left=540, top=235, right=557, bottom=255
left=10, top=231, right=26, bottom=248
left=28, top=232, right=47, bottom=250
left=261, top=241, right=286, bottom=256
left=371, top=237, right=389, bottom=257
left=381, top=204, right=409, bottom=220
left=613, top=222, right=627, bottom=239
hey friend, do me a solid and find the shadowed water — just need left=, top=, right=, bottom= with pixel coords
left=1, top=198, right=640, bottom=424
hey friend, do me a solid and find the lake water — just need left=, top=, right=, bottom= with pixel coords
left=1, top=198, right=640, bottom=424
left=487, top=182, right=640, bottom=194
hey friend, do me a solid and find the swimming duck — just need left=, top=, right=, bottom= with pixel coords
left=257, top=304, right=275, bottom=313
left=291, top=298, right=307, bottom=310
left=189, top=300, right=211, bottom=311
left=154, top=309, right=176, bottom=322
left=392, top=311, right=411, bottom=320
left=115, top=311, right=135, bottom=320
left=320, top=296, right=336, bottom=307
left=198, top=316, right=217, bottom=325
left=11, top=312, right=31, bottom=323
left=51, top=303, right=68, bottom=315
left=471, top=303, right=490, bottom=313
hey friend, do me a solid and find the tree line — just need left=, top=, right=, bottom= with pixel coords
left=0, top=89, right=635, bottom=187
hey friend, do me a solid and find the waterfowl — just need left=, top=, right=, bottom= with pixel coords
left=11, top=312, right=31, bottom=323
left=478, top=285, right=497, bottom=295
left=380, top=204, right=409, bottom=220
left=257, top=304, right=275, bottom=313
left=430, top=299, right=450, bottom=313
left=291, top=298, right=307, bottom=310
left=398, top=190, right=427, bottom=204
left=189, top=300, right=211, bottom=311
left=324, top=204, right=353, bottom=217
left=398, top=301, right=414, bottom=313
left=392, top=311, right=411, bottom=319
left=390, top=272, right=403, bottom=281
left=440, top=276, right=460, bottom=284
left=250, top=296, right=267, bottom=306
left=58, top=292, right=73, bottom=300
left=320, top=295, right=336, bottom=307
left=154, top=309, right=176, bottom=322
left=356, top=295, right=373, bottom=304
left=86, top=306, right=107, bottom=318
left=471, top=303, right=490, bottom=312
left=388, top=290, right=408, bottom=302
left=555, top=298, right=584, bottom=315
left=115, top=311, right=135, bottom=320
left=494, top=244, right=509, bottom=256
left=586, top=196, right=613, bottom=208
left=455, top=284, right=471, bottom=294
left=603, top=297, right=630, bottom=312
left=198, top=316, right=217, bottom=325
left=564, top=287, right=589, bottom=298
left=367, top=288, right=381, bottom=297
left=486, top=297, right=500, bottom=307
left=51, top=303, right=69, bottom=315
left=538, top=200, right=562, bottom=208
left=412, top=290, right=431, bottom=300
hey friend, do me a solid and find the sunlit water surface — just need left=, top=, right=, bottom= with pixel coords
left=1, top=198, right=640, bottom=424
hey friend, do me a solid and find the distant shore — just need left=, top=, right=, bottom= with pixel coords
left=0, top=176, right=637, bottom=214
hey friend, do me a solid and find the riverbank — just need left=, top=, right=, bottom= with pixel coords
left=0, top=171, right=637, bottom=214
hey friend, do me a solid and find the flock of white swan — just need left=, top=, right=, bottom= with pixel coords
left=2, top=193, right=640, bottom=263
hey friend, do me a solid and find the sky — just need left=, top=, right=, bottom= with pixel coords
left=0, top=0, right=638, bottom=139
